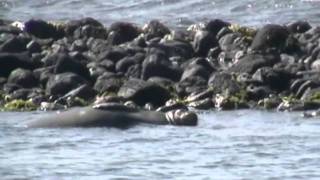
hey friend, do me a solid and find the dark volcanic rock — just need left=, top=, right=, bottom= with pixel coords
left=64, top=17, right=103, bottom=36
left=7, top=68, right=38, bottom=88
left=208, top=72, right=241, bottom=94
left=24, top=19, right=63, bottom=39
left=116, top=53, right=144, bottom=73
left=46, top=72, right=88, bottom=96
left=250, top=24, right=289, bottom=52
left=287, top=21, right=312, bottom=34
left=60, top=84, right=97, bottom=101
left=93, top=73, right=123, bottom=93
left=108, top=22, right=141, bottom=45
left=118, top=78, right=171, bottom=107
left=142, top=52, right=182, bottom=81
left=73, top=25, right=107, bottom=39
left=155, top=40, right=194, bottom=59
left=252, top=67, right=293, bottom=92
left=193, top=30, right=218, bottom=57
left=0, top=25, right=22, bottom=35
left=143, top=20, right=171, bottom=40
left=228, top=53, right=280, bottom=74
left=204, top=19, right=230, bottom=36
left=0, top=52, right=35, bottom=77
left=0, top=37, right=29, bottom=53
left=54, top=53, right=90, bottom=80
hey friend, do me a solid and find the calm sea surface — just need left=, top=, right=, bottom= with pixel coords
left=1, top=110, right=320, bottom=179
left=1, top=0, right=320, bottom=179
left=1, top=0, right=320, bottom=27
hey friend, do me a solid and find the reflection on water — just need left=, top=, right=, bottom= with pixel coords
left=1, top=110, right=320, bottom=179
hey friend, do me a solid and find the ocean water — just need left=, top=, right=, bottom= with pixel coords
left=1, top=0, right=320, bottom=179
left=1, top=0, right=320, bottom=28
left=1, top=110, right=320, bottom=179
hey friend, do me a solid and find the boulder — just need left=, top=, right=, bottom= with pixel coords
left=7, top=68, right=38, bottom=88
left=115, top=53, right=144, bottom=73
left=73, top=24, right=107, bottom=39
left=46, top=72, right=88, bottom=96
left=251, top=67, right=293, bottom=91
left=0, top=36, right=29, bottom=53
left=143, top=20, right=171, bottom=40
left=250, top=24, right=289, bottom=52
left=54, top=53, right=90, bottom=80
left=193, top=30, right=218, bottom=57
left=64, top=17, right=103, bottom=36
left=93, top=72, right=123, bottom=93
left=227, top=53, right=280, bottom=74
left=0, top=52, right=35, bottom=77
left=118, top=78, right=171, bottom=107
left=204, top=19, right=230, bottom=36
left=287, top=21, right=312, bottom=34
left=107, top=22, right=141, bottom=45
left=208, top=72, right=241, bottom=94
left=24, top=19, right=63, bottom=39
left=142, top=52, right=182, bottom=81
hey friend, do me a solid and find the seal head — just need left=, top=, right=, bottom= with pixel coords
left=165, top=109, right=198, bottom=126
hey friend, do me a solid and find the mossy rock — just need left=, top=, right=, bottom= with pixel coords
left=3, top=99, right=38, bottom=111
left=228, top=24, right=256, bottom=40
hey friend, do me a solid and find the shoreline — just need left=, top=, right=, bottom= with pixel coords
left=0, top=18, right=320, bottom=115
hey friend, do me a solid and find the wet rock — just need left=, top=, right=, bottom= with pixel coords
left=0, top=25, right=22, bottom=35
left=115, top=54, right=144, bottom=73
left=7, top=68, right=38, bottom=88
left=182, top=65, right=210, bottom=83
left=73, top=25, right=107, bottom=39
left=9, top=88, right=33, bottom=100
left=93, top=72, right=123, bottom=94
left=278, top=100, right=320, bottom=111
left=251, top=67, right=293, bottom=91
left=204, top=19, right=230, bottom=36
left=87, top=62, right=107, bottom=80
left=3, top=83, right=22, bottom=94
left=208, top=72, right=241, bottom=94
left=46, top=72, right=88, bottom=96
left=142, top=52, right=182, bottom=81
left=118, top=78, right=171, bottom=107
left=246, top=85, right=273, bottom=100
left=143, top=20, right=170, bottom=40
left=214, top=93, right=249, bottom=110
left=0, top=37, right=28, bottom=53
left=147, top=77, right=174, bottom=88
left=186, top=89, right=214, bottom=102
left=257, top=95, right=282, bottom=110
left=228, top=53, right=280, bottom=74
left=108, top=22, right=141, bottom=45
left=188, top=98, right=214, bottom=110
left=125, top=64, right=142, bottom=79
left=54, top=53, right=90, bottom=80
left=26, top=40, right=42, bottom=53
left=155, top=40, right=194, bottom=59
left=24, top=19, right=63, bottom=39
left=193, top=30, right=218, bottom=57
left=97, top=47, right=128, bottom=62
left=64, top=17, right=103, bottom=36
left=287, top=21, right=312, bottom=34
left=156, top=102, right=188, bottom=112
left=250, top=24, right=289, bottom=52
left=0, top=53, right=36, bottom=78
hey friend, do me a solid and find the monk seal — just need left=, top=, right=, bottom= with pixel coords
left=26, top=103, right=197, bottom=128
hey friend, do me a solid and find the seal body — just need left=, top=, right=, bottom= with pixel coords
left=27, top=107, right=168, bottom=128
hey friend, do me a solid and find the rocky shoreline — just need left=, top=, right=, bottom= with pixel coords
left=0, top=18, right=320, bottom=115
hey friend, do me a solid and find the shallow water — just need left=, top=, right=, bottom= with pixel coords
left=1, top=0, right=320, bottom=28
left=1, top=110, right=320, bottom=179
